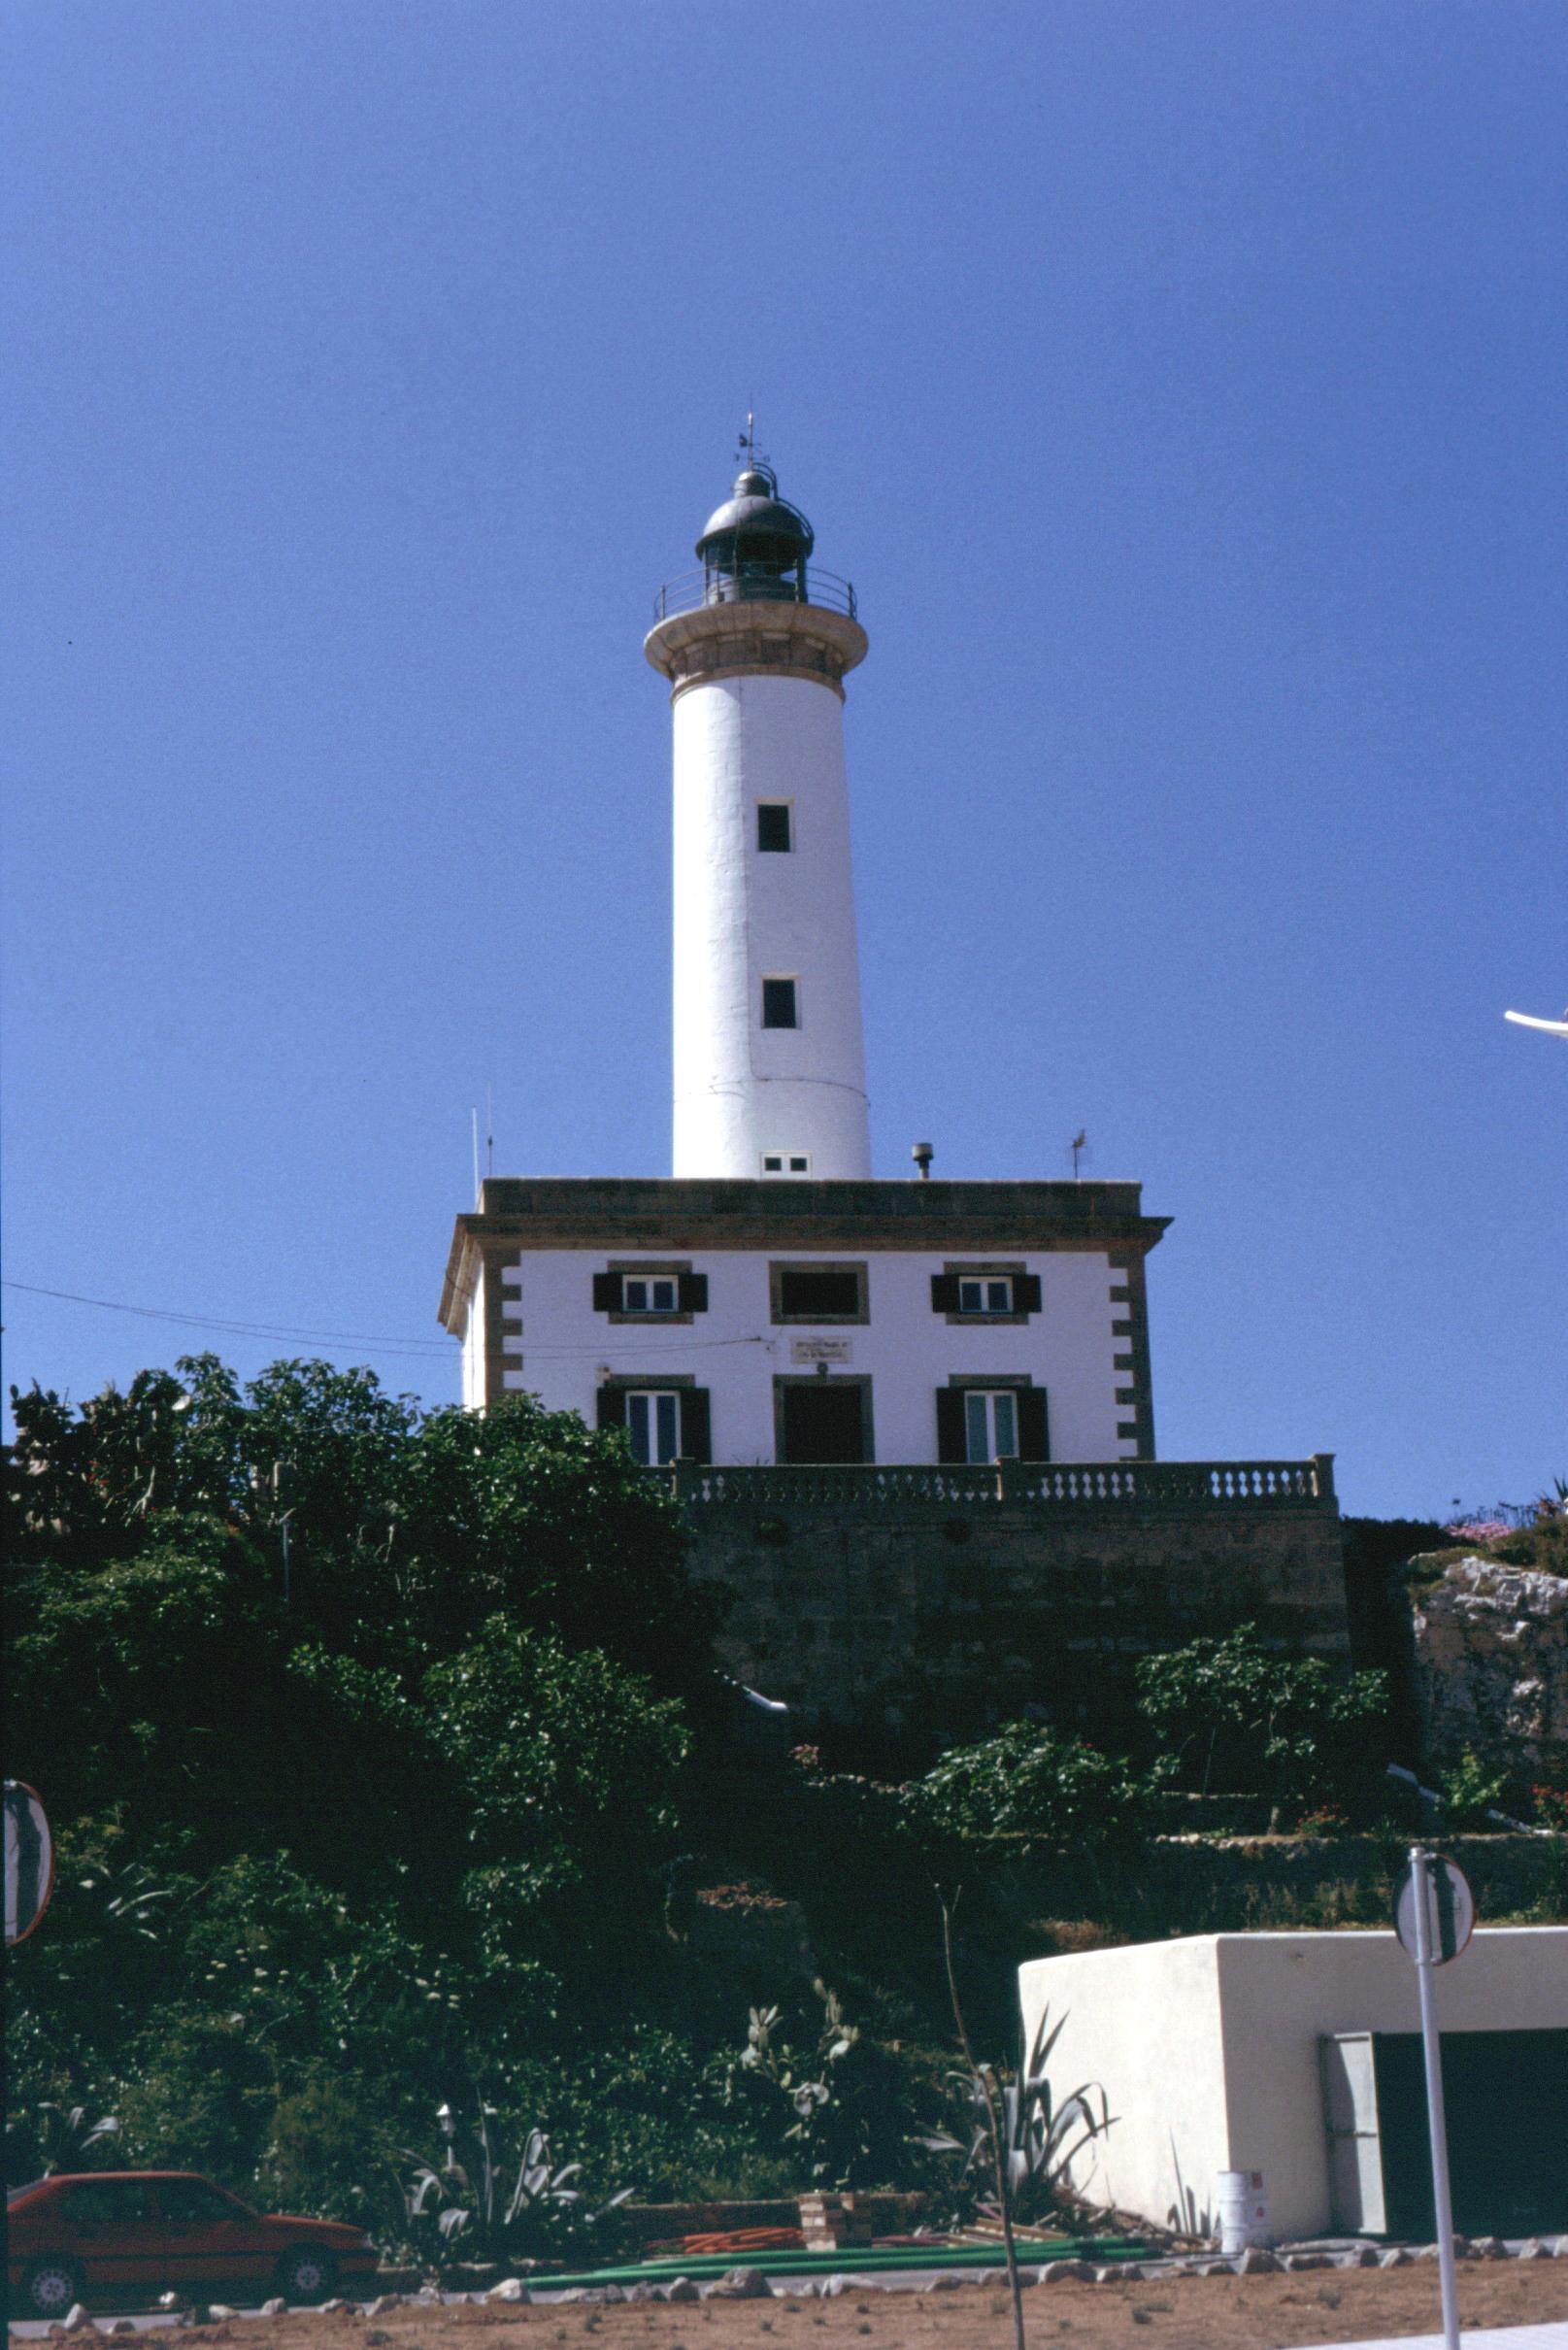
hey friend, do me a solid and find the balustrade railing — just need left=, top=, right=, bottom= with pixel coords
left=670, top=1457, right=1335, bottom=1511
left=652, top=567, right=858, bottom=623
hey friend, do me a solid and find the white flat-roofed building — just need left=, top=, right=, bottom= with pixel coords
left=441, top=1174, right=1164, bottom=1467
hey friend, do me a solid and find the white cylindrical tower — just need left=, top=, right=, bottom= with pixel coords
left=647, top=461, right=872, bottom=1181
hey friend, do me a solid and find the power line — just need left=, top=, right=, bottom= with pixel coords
left=3, top=1280, right=777, bottom=1365
left=2, top=1280, right=451, bottom=1360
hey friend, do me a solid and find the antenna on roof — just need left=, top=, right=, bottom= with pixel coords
left=485, top=1085, right=494, bottom=1179
left=1070, top=1129, right=1087, bottom=1181
left=736, top=408, right=772, bottom=479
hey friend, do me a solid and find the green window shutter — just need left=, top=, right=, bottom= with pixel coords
left=678, top=1272, right=709, bottom=1313
left=681, top=1388, right=712, bottom=1464
left=930, top=1274, right=960, bottom=1313
left=595, top=1384, right=623, bottom=1433
left=592, top=1272, right=619, bottom=1312
left=1018, top=1388, right=1050, bottom=1462
left=1016, top=1272, right=1043, bottom=1314
left=936, top=1388, right=967, bottom=1463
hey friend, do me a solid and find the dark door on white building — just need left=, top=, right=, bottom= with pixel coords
left=778, top=1379, right=870, bottom=1463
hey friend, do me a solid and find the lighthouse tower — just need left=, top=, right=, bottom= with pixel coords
left=646, top=459, right=873, bottom=1181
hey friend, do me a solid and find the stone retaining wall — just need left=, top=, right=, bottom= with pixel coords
left=684, top=1490, right=1348, bottom=1742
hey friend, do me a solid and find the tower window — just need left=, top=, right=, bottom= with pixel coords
left=756, top=802, right=793, bottom=853
left=761, top=976, right=798, bottom=1029
left=762, top=1153, right=812, bottom=1175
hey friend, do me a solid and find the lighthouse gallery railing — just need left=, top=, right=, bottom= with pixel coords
left=652, top=567, right=858, bottom=624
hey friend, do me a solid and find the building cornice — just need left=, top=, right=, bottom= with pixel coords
left=438, top=1178, right=1170, bottom=1334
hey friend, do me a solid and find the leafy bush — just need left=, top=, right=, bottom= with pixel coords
left=1438, top=1747, right=1513, bottom=1830
left=721, top=1987, right=927, bottom=2192
left=1134, top=1624, right=1389, bottom=1817
left=1444, top=1480, right=1568, bottom=1575
left=907, top=1724, right=1150, bottom=1848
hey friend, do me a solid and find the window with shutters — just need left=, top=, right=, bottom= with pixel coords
left=597, top=1381, right=711, bottom=1465
left=965, top=1389, right=1018, bottom=1462
left=625, top=1390, right=682, bottom=1466
left=761, top=976, right=799, bottom=1028
left=936, top=1381, right=1049, bottom=1464
left=756, top=801, right=793, bottom=852
left=624, top=1275, right=677, bottom=1314
left=771, top=1261, right=868, bottom=1324
left=931, top=1263, right=1042, bottom=1323
left=959, top=1275, right=1014, bottom=1315
left=592, top=1265, right=708, bottom=1321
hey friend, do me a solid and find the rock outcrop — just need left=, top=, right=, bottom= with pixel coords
left=1409, top=1553, right=1568, bottom=1786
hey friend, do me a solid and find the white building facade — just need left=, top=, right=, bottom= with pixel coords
left=443, top=1177, right=1162, bottom=1465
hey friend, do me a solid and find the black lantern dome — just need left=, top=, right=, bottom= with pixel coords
left=695, top=462, right=815, bottom=604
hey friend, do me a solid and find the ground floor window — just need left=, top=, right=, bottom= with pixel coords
left=597, top=1383, right=711, bottom=1465
left=625, top=1390, right=681, bottom=1465
left=965, top=1388, right=1018, bottom=1462
left=937, top=1382, right=1049, bottom=1464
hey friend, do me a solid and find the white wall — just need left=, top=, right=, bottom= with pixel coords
left=485, top=1243, right=1132, bottom=1462
left=672, top=672, right=872, bottom=1181
left=1019, top=1929, right=1568, bottom=2242
left=460, top=1258, right=487, bottom=1412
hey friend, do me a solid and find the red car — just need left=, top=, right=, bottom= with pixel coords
left=7, top=2171, right=380, bottom=2318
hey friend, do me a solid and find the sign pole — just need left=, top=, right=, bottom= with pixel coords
left=1408, top=1846, right=1461, bottom=2350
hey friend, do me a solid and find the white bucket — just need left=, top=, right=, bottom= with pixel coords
left=1215, top=2168, right=1272, bottom=2254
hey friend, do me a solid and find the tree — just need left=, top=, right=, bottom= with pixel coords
left=1134, top=1625, right=1388, bottom=1819
left=428, top=1619, right=688, bottom=1884
left=7, top=1360, right=717, bottom=1691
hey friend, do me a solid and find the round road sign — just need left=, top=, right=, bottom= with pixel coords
left=1394, top=1850, right=1475, bottom=1965
left=4, top=1781, right=55, bottom=1949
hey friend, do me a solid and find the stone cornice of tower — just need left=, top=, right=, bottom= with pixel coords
left=645, top=599, right=869, bottom=702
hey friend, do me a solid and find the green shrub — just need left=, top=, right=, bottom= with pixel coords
left=1438, top=1747, right=1512, bottom=1830
left=1134, top=1624, right=1389, bottom=1815
left=906, top=1724, right=1149, bottom=1848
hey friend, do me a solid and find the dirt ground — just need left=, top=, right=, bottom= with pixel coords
left=135, top=2263, right=1568, bottom=2350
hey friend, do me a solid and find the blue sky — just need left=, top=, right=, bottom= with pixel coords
left=5, top=1, right=1563, bottom=1518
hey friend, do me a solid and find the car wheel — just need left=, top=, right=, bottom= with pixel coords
left=25, top=2260, right=83, bottom=2320
left=275, top=2247, right=337, bottom=2304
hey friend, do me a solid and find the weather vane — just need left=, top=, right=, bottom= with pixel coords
left=737, top=410, right=770, bottom=475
